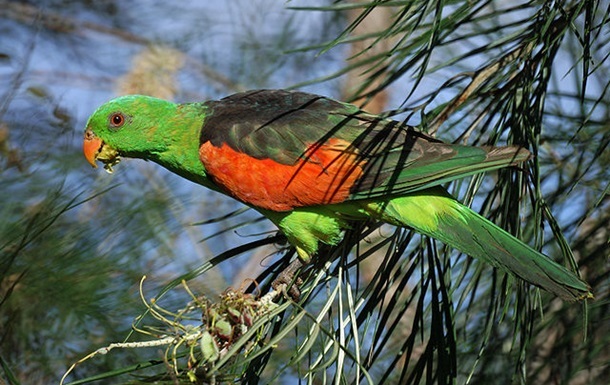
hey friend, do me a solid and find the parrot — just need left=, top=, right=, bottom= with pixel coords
left=83, top=89, right=591, bottom=300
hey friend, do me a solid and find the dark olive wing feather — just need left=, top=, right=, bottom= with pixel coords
left=199, top=90, right=343, bottom=164
left=199, top=89, right=530, bottom=201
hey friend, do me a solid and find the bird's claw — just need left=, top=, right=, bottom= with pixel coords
left=272, top=259, right=304, bottom=301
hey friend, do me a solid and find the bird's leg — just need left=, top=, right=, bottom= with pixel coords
left=272, top=247, right=310, bottom=300
left=272, top=257, right=304, bottom=300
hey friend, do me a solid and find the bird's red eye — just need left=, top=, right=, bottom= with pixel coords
left=109, top=112, right=125, bottom=129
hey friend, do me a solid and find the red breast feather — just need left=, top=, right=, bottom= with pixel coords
left=199, top=138, right=364, bottom=212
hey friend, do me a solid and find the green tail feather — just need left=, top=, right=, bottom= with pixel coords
left=365, top=188, right=591, bottom=301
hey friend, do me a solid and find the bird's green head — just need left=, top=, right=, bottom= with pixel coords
left=83, top=95, right=178, bottom=173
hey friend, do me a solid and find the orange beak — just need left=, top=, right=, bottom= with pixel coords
left=83, top=128, right=102, bottom=168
